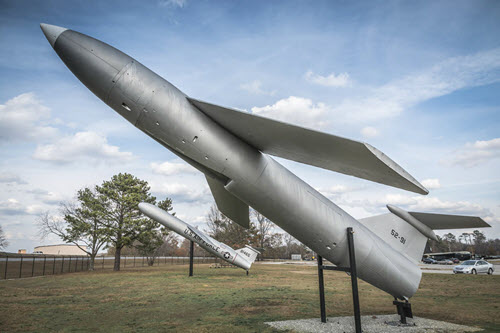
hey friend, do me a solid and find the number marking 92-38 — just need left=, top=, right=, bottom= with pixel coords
left=391, top=229, right=406, bottom=244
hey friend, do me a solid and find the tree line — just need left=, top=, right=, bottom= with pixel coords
left=23, top=172, right=499, bottom=269
left=426, top=230, right=500, bottom=257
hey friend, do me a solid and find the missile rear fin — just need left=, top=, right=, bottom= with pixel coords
left=407, top=211, right=490, bottom=230
left=188, top=97, right=428, bottom=195
left=359, top=205, right=491, bottom=263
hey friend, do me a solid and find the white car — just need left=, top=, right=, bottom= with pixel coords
left=453, top=260, right=494, bottom=275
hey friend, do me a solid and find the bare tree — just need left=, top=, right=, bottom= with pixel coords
left=0, top=225, right=8, bottom=250
left=206, top=204, right=258, bottom=249
left=253, top=210, right=274, bottom=259
left=283, top=233, right=296, bottom=258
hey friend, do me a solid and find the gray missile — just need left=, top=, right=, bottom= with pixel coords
left=138, top=203, right=259, bottom=271
left=41, top=24, right=489, bottom=300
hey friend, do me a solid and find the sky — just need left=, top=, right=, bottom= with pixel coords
left=1, top=0, right=499, bottom=253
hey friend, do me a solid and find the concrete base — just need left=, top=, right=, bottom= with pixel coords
left=265, top=314, right=482, bottom=332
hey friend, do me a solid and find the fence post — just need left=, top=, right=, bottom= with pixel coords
left=4, top=255, right=8, bottom=279
left=69, top=256, right=72, bottom=273
left=75, top=256, right=78, bottom=272
left=19, top=256, right=23, bottom=278
left=124, top=256, right=126, bottom=267
left=31, top=256, right=35, bottom=277
left=61, top=256, right=64, bottom=274
left=81, top=256, right=84, bottom=271
left=142, top=256, right=144, bottom=267
left=134, top=256, right=136, bottom=267
left=43, top=256, right=47, bottom=276
left=53, top=257, right=56, bottom=275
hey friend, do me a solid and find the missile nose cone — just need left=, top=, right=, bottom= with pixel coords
left=40, top=23, right=68, bottom=48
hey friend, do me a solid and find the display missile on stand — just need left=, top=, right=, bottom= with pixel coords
left=138, top=203, right=259, bottom=271
left=41, top=23, right=489, bottom=300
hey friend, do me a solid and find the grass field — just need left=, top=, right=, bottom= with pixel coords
left=1, top=263, right=499, bottom=332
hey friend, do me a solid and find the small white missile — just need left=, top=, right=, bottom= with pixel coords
left=138, top=203, right=259, bottom=271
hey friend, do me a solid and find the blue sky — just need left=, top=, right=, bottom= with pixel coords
left=1, top=0, right=499, bottom=253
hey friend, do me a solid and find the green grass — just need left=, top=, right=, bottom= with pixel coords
left=1, top=263, right=499, bottom=332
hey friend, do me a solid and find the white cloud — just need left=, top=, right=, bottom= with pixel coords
left=360, top=126, right=379, bottom=138
left=334, top=48, right=500, bottom=122
left=0, top=173, right=27, bottom=185
left=305, top=70, right=351, bottom=87
left=27, top=189, right=65, bottom=205
left=240, top=80, right=276, bottom=96
left=0, top=93, right=58, bottom=142
left=152, top=183, right=210, bottom=203
left=421, top=178, right=441, bottom=189
left=0, top=198, right=44, bottom=216
left=32, top=131, right=134, bottom=164
left=449, top=138, right=500, bottom=167
left=151, top=161, right=197, bottom=176
left=159, top=0, right=187, bottom=8
left=251, top=96, right=329, bottom=129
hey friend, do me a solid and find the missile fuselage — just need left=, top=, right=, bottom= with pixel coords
left=42, top=25, right=421, bottom=299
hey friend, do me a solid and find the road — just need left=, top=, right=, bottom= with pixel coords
left=260, top=260, right=500, bottom=275
left=419, top=263, right=499, bottom=275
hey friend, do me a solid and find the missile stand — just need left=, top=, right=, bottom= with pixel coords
left=317, top=227, right=362, bottom=333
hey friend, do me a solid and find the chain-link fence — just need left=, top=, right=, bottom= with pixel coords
left=0, top=253, right=221, bottom=280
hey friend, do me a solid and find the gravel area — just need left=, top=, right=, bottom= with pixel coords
left=265, top=314, right=482, bottom=332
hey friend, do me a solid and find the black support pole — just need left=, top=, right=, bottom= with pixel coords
left=317, top=255, right=327, bottom=323
left=31, top=256, right=35, bottom=277
left=189, top=240, right=194, bottom=277
left=316, top=228, right=362, bottom=333
left=347, top=227, right=362, bottom=333
left=19, top=256, right=23, bottom=278
left=4, top=255, right=8, bottom=279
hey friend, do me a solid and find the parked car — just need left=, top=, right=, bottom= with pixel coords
left=437, top=259, right=454, bottom=265
left=453, top=260, right=494, bottom=275
left=450, top=258, right=460, bottom=264
left=422, top=258, right=437, bottom=264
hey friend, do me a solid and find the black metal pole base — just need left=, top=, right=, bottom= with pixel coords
left=317, top=228, right=362, bottom=333
left=189, top=240, right=194, bottom=277
left=393, top=299, right=413, bottom=325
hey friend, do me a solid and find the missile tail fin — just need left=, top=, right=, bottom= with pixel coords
left=205, top=175, right=250, bottom=228
left=235, top=245, right=260, bottom=265
left=359, top=206, right=490, bottom=263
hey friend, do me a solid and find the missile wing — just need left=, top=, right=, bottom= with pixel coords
left=188, top=98, right=428, bottom=195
